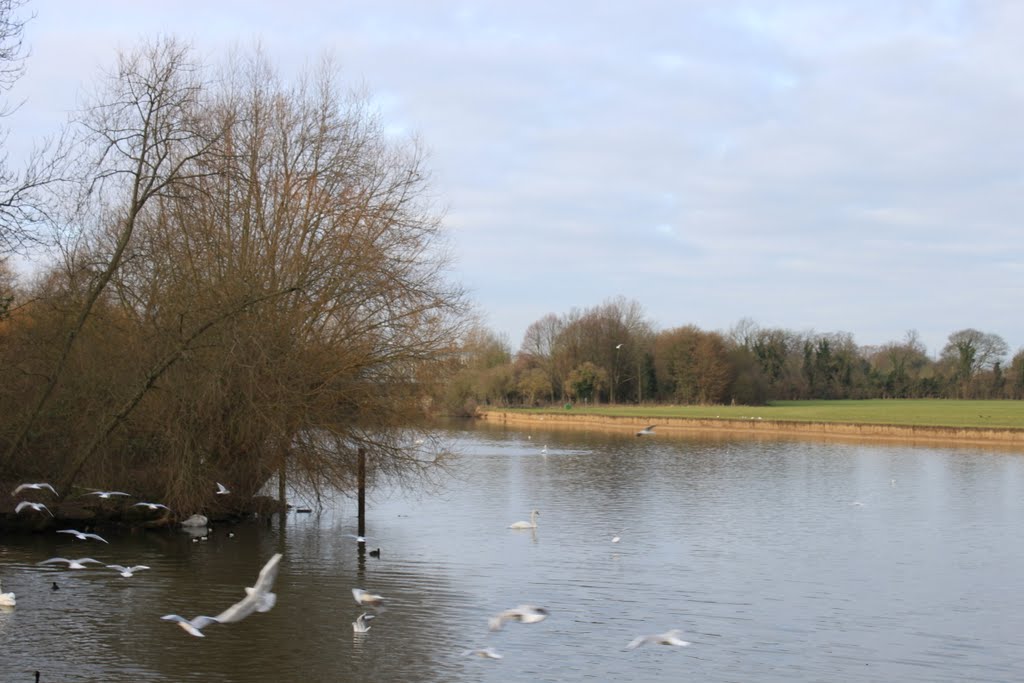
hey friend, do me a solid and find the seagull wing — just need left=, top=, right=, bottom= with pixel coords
left=39, top=558, right=71, bottom=566
left=11, top=483, right=28, bottom=495
left=107, top=565, right=128, bottom=572
left=84, top=533, right=109, bottom=543
left=162, top=614, right=219, bottom=637
left=625, top=635, right=650, bottom=650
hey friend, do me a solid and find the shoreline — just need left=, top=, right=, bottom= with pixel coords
left=478, top=410, right=1024, bottom=449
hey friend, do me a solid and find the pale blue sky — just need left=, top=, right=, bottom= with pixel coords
left=6, top=0, right=1024, bottom=357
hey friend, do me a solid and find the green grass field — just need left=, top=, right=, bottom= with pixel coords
left=511, top=400, right=1024, bottom=430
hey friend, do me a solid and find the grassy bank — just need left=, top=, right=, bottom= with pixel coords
left=505, top=399, right=1024, bottom=430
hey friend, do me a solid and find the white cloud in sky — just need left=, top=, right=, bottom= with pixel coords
left=5, top=0, right=1024, bottom=357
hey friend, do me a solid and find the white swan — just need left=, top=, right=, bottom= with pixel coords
left=0, top=580, right=15, bottom=607
left=625, top=629, right=691, bottom=650
left=509, top=510, right=539, bottom=529
left=181, top=514, right=208, bottom=528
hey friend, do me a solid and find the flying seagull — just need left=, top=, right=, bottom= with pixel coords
left=86, top=491, right=131, bottom=499
left=635, top=425, right=656, bottom=436
left=625, top=629, right=691, bottom=650
left=352, top=588, right=384, bottom=609
left=462, top=647, right=503, bottom=659
left=488, top=604, right=549, bottom=631
left=212, top=553, right=283, bottom=624
left=57, top=529, right=109, bottom=543
left=15, top=501, right=53, bottom=516
left=11, top=483, right=58, bottom=497
left=161, top=614, right=220, bottom=638
left=215, top=482, right=230, bottom=495
left=107, top=564, right=150, bottom=578
left=133, top=502, right=171, bottom=512
left=352, top=612, right=375, bottom=633
left=39, top=557, right=103, bottom=570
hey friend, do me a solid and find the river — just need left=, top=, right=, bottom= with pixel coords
left=2, top=420, right=1023, bottom=682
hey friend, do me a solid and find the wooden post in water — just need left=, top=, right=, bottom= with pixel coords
left=278, top=456, right=287, bottom=516
left=357, top=447, right=366, bottom=548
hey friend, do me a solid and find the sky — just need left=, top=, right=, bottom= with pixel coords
left=4, top=0, right=1024, bottom=358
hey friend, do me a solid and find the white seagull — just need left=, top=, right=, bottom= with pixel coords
left=625, top=629, right=691, bottom=650
left=488, top=604, right=549, bottom=631
left=133, top=502, right=171, bottom=511
left=212, top=553, right=283, bottom=624
left=11, top=482, right=58, bottom=497
left=343, top=533, right=369, bottom=543
left=215, top=482, right=230, bottom=495
left=352, top=588, right=384, bottom=609
left=39, top=557, right=103, bottom=570
left=509, top=510, right=539, bottom=529
left=107, top=564, right=151, bottom=578
left=15, top=501, right=53, bottom=516
left=86, top=491, right=131, bottom=499
left=161, top=614, right=220, bottom=638
left=352, top=612, right=375, bottom=633
left=0, top=579, right=15, bottom=607
left=462, top=647, right=503, bottom=659
left=57, top=529, right=109, bottom=543
left=635, top=425, right=656, bottom=436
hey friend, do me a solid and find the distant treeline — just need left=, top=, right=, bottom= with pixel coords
left=443, top=297, right=1024, bottom=413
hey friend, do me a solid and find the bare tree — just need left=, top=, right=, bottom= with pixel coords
left=0, top=0, right=67, bottom=256
left=1, top=37, right=217, bottom=473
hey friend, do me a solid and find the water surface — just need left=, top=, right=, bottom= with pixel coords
left=2, top=423, right=1023, bottom=682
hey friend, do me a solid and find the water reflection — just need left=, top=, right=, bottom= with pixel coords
left=2, top=423, right=1024, bottom=681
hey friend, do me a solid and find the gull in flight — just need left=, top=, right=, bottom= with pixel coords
left=212, top=553, right=283, bottom=624
left=39, top=557, right=103, bottom=570
left=0, top=579, right=16, bottom=607
left=352, top=612, right=375, bottom=633
left=352, top=588, right=384, bottom=609
left=57, top=529, right=109, bottom=543
left=625, top=629, right=691, bottom=650
left=488, top=604, right=549, bottom=631
left=107, top=564, right=150, bottom=578
left=635, top=425, right=656, bottom=436
left=462, top=647, right=503, bottom=660
left=215, top=482, right=230, bottom=495
left=133, top=502, right=171, bottom=511
left=11, top=482, right=58, bottom=497
left=15, top=501, right=53, bottom=516
left=162, top=553, right=283, bottom=637
left=161, top=614, right=220, bottom=638
left=86, top=491, right=131, bottom=499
